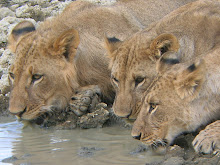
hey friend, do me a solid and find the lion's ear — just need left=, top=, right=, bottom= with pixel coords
left=156, top=51, right=180, bottom=74
left=174, top=60, right=206, bottom=100
left=104, top=36, right=121, bottom=58
left=8, top=21, right=36, bottom=53
left=51, top=29, right=80, bottom=62
left=150, top=33, right=180, bottom=60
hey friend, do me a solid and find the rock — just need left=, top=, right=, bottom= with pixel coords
left=15, top=4, right=62, bottom=21
left=162, top=157, right=185, bottom=165
left=0, top=48, right=15, bottom=115
left=84, top=0, right=116, bottom=5
left=77, top=103, right=110, bottom=129
left=0, top=48, right=12, bottom=115
left=130, top=144, right=149, bottom=155
left=0, top=7, right=15, bottom=20
left=0, top=0, right=10, bottom=8
left=185, top=155, right=220, bottom=165
left=11, top=0, right=28, bottom=4
left=165, top=145, right=185, bottom=160
left=1, top=155, right=18, bottom=163
left=55, top=114, right=78, bottom=129
left=78, top=146, right=104, bottom=157
left=0, top=94, right=9, bottom=116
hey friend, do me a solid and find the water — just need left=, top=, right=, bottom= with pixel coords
left=0, top=117, right=163, bottom=165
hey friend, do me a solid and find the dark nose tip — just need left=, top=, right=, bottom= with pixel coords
left=132, top=133, right=141, bottom=140
left=125, top=113, right=131, bottom=118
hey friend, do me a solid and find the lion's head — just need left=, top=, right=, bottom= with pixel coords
left=105, top=33, right=180, bottom=118
left=8, top=21, right=80, bottom=121
left=131, top=56, right=206, bottom=152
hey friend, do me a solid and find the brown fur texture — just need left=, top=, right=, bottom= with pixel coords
left=106, top=0, right=220, bottom=118
left=131, top=46, right=220, bottom=154
left=7, top=0, right=190, bottom=121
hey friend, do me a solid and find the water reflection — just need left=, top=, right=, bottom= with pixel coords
left=0, top=117, right=22, bottom=165
left=0, top=117, right=163, bottom=165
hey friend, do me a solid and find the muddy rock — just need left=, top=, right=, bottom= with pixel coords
left=34, top=99, right=111, bottom=129
left=130, top=144, right=149, bottom=155
left=187, top=155, right=220, bottom=165
left=1, top=156, right=18, bottom=163
left=78, top=146, right=104, bottom=157
left=77, top=103, right=110, bottom=129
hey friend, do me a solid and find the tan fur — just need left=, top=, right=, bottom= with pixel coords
left=131, top=46, right=220, bottom=154
left=106, top=0, right=220, bottom=118
left=7, top=0, right=190, bottom=121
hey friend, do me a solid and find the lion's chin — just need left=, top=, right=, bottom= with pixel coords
left=16, top=113, right=40, bottom=121
left=17, top=114, right=46, bottom=125
left=16, top=107, right=52, bottom=126
left=18, top=103, right=67, bottom=127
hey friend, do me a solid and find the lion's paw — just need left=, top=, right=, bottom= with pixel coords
left=69, top=85, right=101, bottom=116
left=192, top=120, right=220, bottom=154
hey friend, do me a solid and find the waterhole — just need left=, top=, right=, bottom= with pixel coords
left=0, top=116, right=163, bottom=165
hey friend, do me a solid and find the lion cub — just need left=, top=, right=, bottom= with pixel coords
left=131, top=47, right=220, bottom=154
left=7, top=0, right=193, bottom=122
left=105, top=0, right=220, bottom=119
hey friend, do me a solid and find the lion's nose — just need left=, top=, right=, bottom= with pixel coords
left=124, top=113, right=131, bottom=118
left=118, top=111, right=132, bottom=119
left=132, top=133, right=141, bottom=140
left=10, top=107, right=27, bottom=118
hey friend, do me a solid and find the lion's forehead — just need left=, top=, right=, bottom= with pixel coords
left=15, top=31, right=52, bottom=59
left=147, top=74, right=176, bottom=99
left=12, top=48, right=49, bottom=76
left=113, top=47, right=151, bottom=79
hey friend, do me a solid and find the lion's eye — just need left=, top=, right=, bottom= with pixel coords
left=112, top=76, right=119, bottom=84
left=135, top=77, right=145, bottom=87
left=9, top=72, right=15, bottom=80
left=32, top=74, right=43, bottom=83
left=149, top=103, right=158, bottom=113
left=111, top=76, right=119, bottom=87
left=113, top=77, right=119, bottom=82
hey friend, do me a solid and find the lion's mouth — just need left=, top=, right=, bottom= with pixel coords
left=20, top=106, right=72, bottom=127
left=15, top=107, right=27, bottom=120
left=18, top=113, right=48, bottom=128
left=19, top=107, right=27, bottom=117
left=16, top=106, right=53, bottom=127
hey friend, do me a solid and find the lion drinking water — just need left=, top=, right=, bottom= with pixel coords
left=7, top=0, right=193, bottom=123
left=105, top=0, right=219, bottom=119
left=131, top=47, right=220, bottom=154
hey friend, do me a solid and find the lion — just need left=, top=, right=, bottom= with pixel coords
left=105, top=0, right=220, bottom=119
left=7, top=0, right=192, bottom=122
left=131, top=47, right=220, bottom=154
